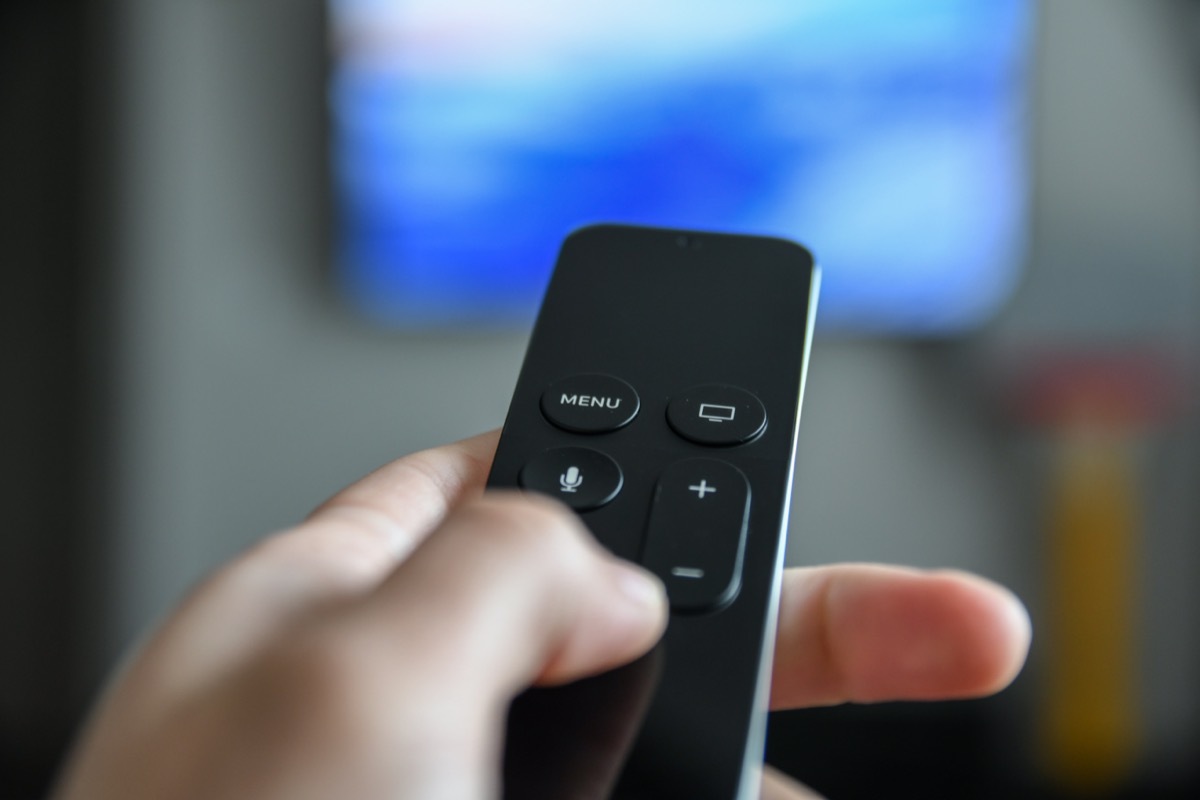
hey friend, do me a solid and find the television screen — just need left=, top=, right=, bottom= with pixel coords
left=330, top=0, right=1032, bottom=333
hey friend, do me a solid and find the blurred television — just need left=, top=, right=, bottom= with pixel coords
left=330, top=0, right=1033, bottom=333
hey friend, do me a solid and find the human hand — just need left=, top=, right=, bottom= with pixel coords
left=53, top=430, right=1030, bottom=800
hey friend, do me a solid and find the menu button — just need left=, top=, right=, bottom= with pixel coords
left=541, top=374, right=640, bottom=434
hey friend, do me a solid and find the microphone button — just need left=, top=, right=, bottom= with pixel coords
left=520, top=447, right=623, bottom=511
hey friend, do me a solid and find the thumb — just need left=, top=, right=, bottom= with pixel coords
left=342, top=492, right=667, bottom=799
left=363, top=492, right=668, bottom=692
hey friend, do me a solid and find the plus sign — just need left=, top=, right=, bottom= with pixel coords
left=688, top=480, right=717, bottom=499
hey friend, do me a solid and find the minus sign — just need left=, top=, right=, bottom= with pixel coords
left=671, top=567, right=706, bottom=579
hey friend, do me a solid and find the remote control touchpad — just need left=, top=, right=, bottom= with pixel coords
left=641, top=458, right=751, bottom=613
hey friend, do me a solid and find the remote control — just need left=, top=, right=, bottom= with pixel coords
left=489, top=224, right=819, bottom=799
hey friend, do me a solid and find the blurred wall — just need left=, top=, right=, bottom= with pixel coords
left=991, top=0, right=1200, bottom=777
left=1, top=2, right=100, bottom=788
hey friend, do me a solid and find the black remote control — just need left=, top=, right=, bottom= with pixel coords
left=489, top=224, right=819, bottom=799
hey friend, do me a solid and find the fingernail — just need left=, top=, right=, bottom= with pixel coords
left=611, top=561, right=667, bottom=611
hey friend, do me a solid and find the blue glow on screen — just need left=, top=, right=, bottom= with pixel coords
left=331, top=0, right=1032, bottom=333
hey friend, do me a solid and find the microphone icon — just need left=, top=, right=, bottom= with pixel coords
left=559, top=466, right=583, bottom=493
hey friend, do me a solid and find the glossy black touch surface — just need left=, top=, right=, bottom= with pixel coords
left=490, top=224, right=818, bottom=799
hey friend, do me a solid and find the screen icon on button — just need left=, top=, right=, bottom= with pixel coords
left=698, top=403, right=737, bottom=422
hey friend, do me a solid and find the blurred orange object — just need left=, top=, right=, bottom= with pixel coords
left=1011, top=351, right=1183, bottom=792
left=1042, top=420, right=1138, bottom=791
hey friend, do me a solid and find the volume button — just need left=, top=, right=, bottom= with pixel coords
left=641, top=458, right=751, bottom=613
